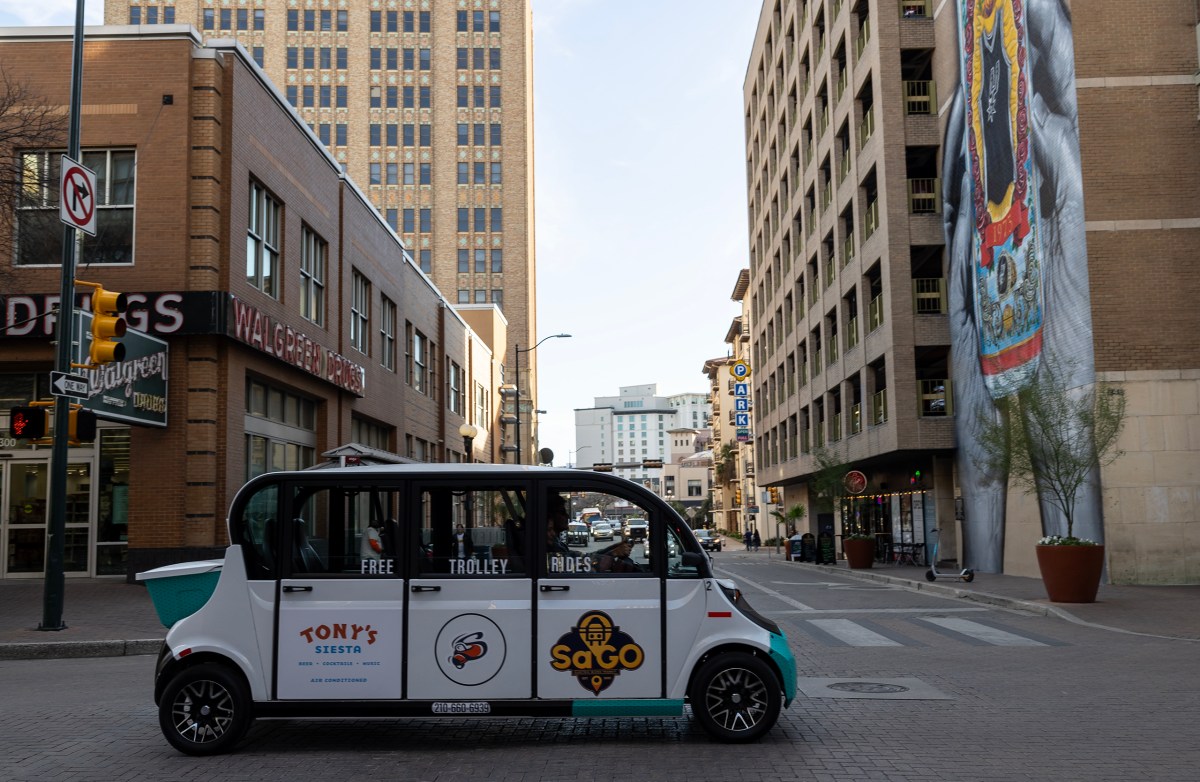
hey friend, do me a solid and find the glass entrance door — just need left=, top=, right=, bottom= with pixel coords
left=5, top=461, right=48, bottom=577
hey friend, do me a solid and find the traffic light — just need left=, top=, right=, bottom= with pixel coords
left=642, top=458, right=664, bottom=469
left=769, top=487, right=780, bottom=504
left=592, top=463, right=613, bottom=473
left=9, top=406, right=47, bottom=439
left=734, top=488, right=742, bottom=507
left=81, top=280, right=128, bottom=366
left=69, top=408, right=98, bottom=442
left=910, top=469, right=923, bottom=487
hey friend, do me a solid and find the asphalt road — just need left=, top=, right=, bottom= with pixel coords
left=2, top=556, right=1197, bottom=781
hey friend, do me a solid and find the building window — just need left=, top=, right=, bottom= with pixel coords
left=252, top=47, right=264, bottom=67
left=352, top=417, right=390, bottom=450
left=457, top=248, right=469, bottom=271
left=420, top=249, right=431, bottom=273
left=254, top=9, right=265, bottom=31
left=491, top=162, right=503, bottom=184
left=475, top=382, right=490, bottom=428
left=489, top=48, right=501, bottom=69
left=129, top=7, right=141, bottom=24
left=411, top=328, right=428, bottom=394
left=490, top=123, right=502, bottom=146
left=380, top=295, right=397, bottom=371
left=351, top=271, right=370, bottom=354
left=490, top=208, right=503, bottom=232
left=490, top=10, right=500, bottom=33
left=474, top=290, right=486, bottom=303
left=491, top=290, right=503, bottom=306
left=457, top=10, right=468, bottom=31
left=491, top=249, right=503, bottom=273
left=449, top=361, right=464, bottom=414
left=16, top=149, right=136, bottom=266
left=204, top=8, right=214, bottom=29
left=420, top=208, right=431, bottom=232
left=457, top=162, right=469, bottom=184
left=457, top=209, right=469, bottom=232
left=489, top=86, right=501, bottom=107
left=300, top=226, right=326, bottom=326
left=244, top=377, right=317, bottom=480
left=457, top=289, right=469, bottom=303
left=474, top=248, right=486, bottom=273
left=245, top=180, right=281, bottom=296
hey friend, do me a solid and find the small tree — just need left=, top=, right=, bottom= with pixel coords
left=770, top=503, right=807, bottom=536
left=974, top=365, right=1125, bottom=541
left=807, top=447, right=848, bottom=512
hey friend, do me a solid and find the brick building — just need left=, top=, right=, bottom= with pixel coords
left=0, top=27, right=506, bottom=579
left=739, top=0, right=1199, bottom=583
left=103, top=0, right=541, bottom=462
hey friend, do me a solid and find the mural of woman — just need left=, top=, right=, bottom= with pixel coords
left=944, top=0, right=1103, bottom=571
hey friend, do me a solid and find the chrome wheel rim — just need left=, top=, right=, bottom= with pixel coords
left=704, top=666, right=769, bottom=733
left=170, top=679, right=236, bottom=744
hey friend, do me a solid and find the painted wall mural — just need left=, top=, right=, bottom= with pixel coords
left=943, top=0, right=1101, bottom=571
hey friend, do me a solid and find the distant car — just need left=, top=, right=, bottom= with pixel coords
left=625, top=518, right=649, bottom=542
left=591, top=522, right=614, bottom=541
left=566, top=522, right=589, bottom=546
left=694, top=529, right=722, bottom=552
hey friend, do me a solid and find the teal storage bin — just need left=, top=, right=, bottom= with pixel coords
left=137, top=560, right=223, bottom=627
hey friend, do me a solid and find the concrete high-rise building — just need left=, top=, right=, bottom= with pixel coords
left=740, top=0, right=1199, bottom=583
left=104, top=1, right=540, bottom=459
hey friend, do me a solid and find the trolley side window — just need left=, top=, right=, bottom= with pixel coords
left=287, top=484, right=403, bottom=577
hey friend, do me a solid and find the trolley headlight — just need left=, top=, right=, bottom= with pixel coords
left=717, top=581, right=781, bottom=636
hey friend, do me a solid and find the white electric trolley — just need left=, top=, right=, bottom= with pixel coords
left=142, top=465, right=796, bottom=755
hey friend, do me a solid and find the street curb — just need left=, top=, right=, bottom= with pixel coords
left=0, top=638, right=161, bottom=661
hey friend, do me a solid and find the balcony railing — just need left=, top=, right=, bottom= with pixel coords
left=830, top=413, right=842, bottom=442
left=813, top=350, right=823, bottom=375
left=846, top=316, right=859, bottom=350
left=913, top=278, right=947, bottom=314
left=826, top=338, right=838, bottom=364
left=799, top=363, right=808, bottom=386
left=850, top=402, right=862, bottom=434
left=872, top=389, right=888, bottom=425
left=801, top=429, right=811, bottom=453
left=809, top=282, right=819, bottom=307
left=835, top=69, right=847, bottom=103
left=863, top=199, right=879, bottom=239
left=908, top=177, right=941, bottom=214
left=823, top=255, right=836, bottom=288
left=919, top=379, right=952, bottom=416
left=901, top=1, right=931, bottom=18
left=839, top=151, right=851, bottom=184
left=858, top=106, right=875, bottom=148
left=817, top=105, right=830, bottom=137
left=868, top=294, right=884, bottom=331
left=820, top=180, right=833, bottom=210
left=842, top=234, right=855, bottom=266
left=904, top=80, right=937, bottom=115
left=814, top=424, right=826, bottom=448
left=856, top=16, right=872, bottom=57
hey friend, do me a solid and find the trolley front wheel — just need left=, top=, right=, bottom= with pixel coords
left=925, top=570, right=936, bottom=582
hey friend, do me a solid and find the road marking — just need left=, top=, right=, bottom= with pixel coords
left=921, top=617, right=1048, bottom=646
left=807, top=619, right=902, bottom=646
left=716, top=568, right=815, bottom=610
left=768, top=607, right=987, bottom=615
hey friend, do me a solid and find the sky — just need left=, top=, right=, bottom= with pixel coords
left=0, top=0, right=763, bottom=465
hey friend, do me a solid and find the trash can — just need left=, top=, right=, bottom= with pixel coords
left=136, top=559, right=223, bottom=628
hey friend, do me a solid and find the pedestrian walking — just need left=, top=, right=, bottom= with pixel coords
left=751, top=529, right=761, bottom=552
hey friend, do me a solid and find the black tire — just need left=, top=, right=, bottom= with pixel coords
left=689, top=652, right=781, bottom=743
left=925, top=569, right=937, bottom=582
left=963, top=570, right=975, bottom=583
left=159, top=663, right=253, bottom=756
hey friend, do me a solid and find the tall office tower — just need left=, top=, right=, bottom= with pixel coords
left=743, top=1, right=958, bottom=546
left=105, top=1, right=540, bottom=459
left=742, top=0, right=1199, bottom=584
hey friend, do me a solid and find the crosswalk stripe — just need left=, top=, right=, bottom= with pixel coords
left=807, top=618, right=902, bottom=646
left=920, top=617, right=1048, bottom=646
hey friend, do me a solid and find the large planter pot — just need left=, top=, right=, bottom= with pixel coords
left=1036, top=544, right=1105, bottom=603
left=844, top=538, right=875, bottom=569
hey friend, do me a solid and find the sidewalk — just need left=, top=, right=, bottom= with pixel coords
left=1, top=553, right=1196, bottom=661
left=726, top=546, right=1200, bottom=642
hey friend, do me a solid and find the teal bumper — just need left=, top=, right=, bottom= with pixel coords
left=769, top=631, right=797, bottom=706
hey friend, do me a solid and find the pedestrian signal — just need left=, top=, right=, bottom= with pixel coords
left=10, top=406, right=47, bottom=439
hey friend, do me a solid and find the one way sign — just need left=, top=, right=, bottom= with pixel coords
left=60, top=155, right=98, bottom=236
left=50, top=370, right=89, bottom=398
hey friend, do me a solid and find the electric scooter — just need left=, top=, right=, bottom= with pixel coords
left=924, top=528, right=974, bottom=582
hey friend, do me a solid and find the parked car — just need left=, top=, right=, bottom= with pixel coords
left=591, top=521, right=614, bottom=540
left=694, top=529, right=722, bottom=552
left=566, top=521, right=589, bottom=546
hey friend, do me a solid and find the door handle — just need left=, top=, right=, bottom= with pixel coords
left=282, top=585, right=313, bottom=593
left=411, top=585, right=442, bottom=593
left=539, top=584, right=570, bottom=592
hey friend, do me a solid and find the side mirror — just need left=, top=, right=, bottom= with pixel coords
left=681, top=552, right=706, bottom=569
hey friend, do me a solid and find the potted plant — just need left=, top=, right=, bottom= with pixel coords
left=843, top=534, right=876, bottom=569
left=976, top=363, right=1125, bottom=602
left=771, top=503, right=808, bottom=560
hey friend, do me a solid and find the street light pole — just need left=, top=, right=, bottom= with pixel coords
left=513, top=333, right=570, bottom=464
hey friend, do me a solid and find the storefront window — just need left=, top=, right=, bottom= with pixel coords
left=7, top=463, right=48, bottom=573
left=245, top=377, right=318, bottom=480
left=96, top=429, right=130, bottom=575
